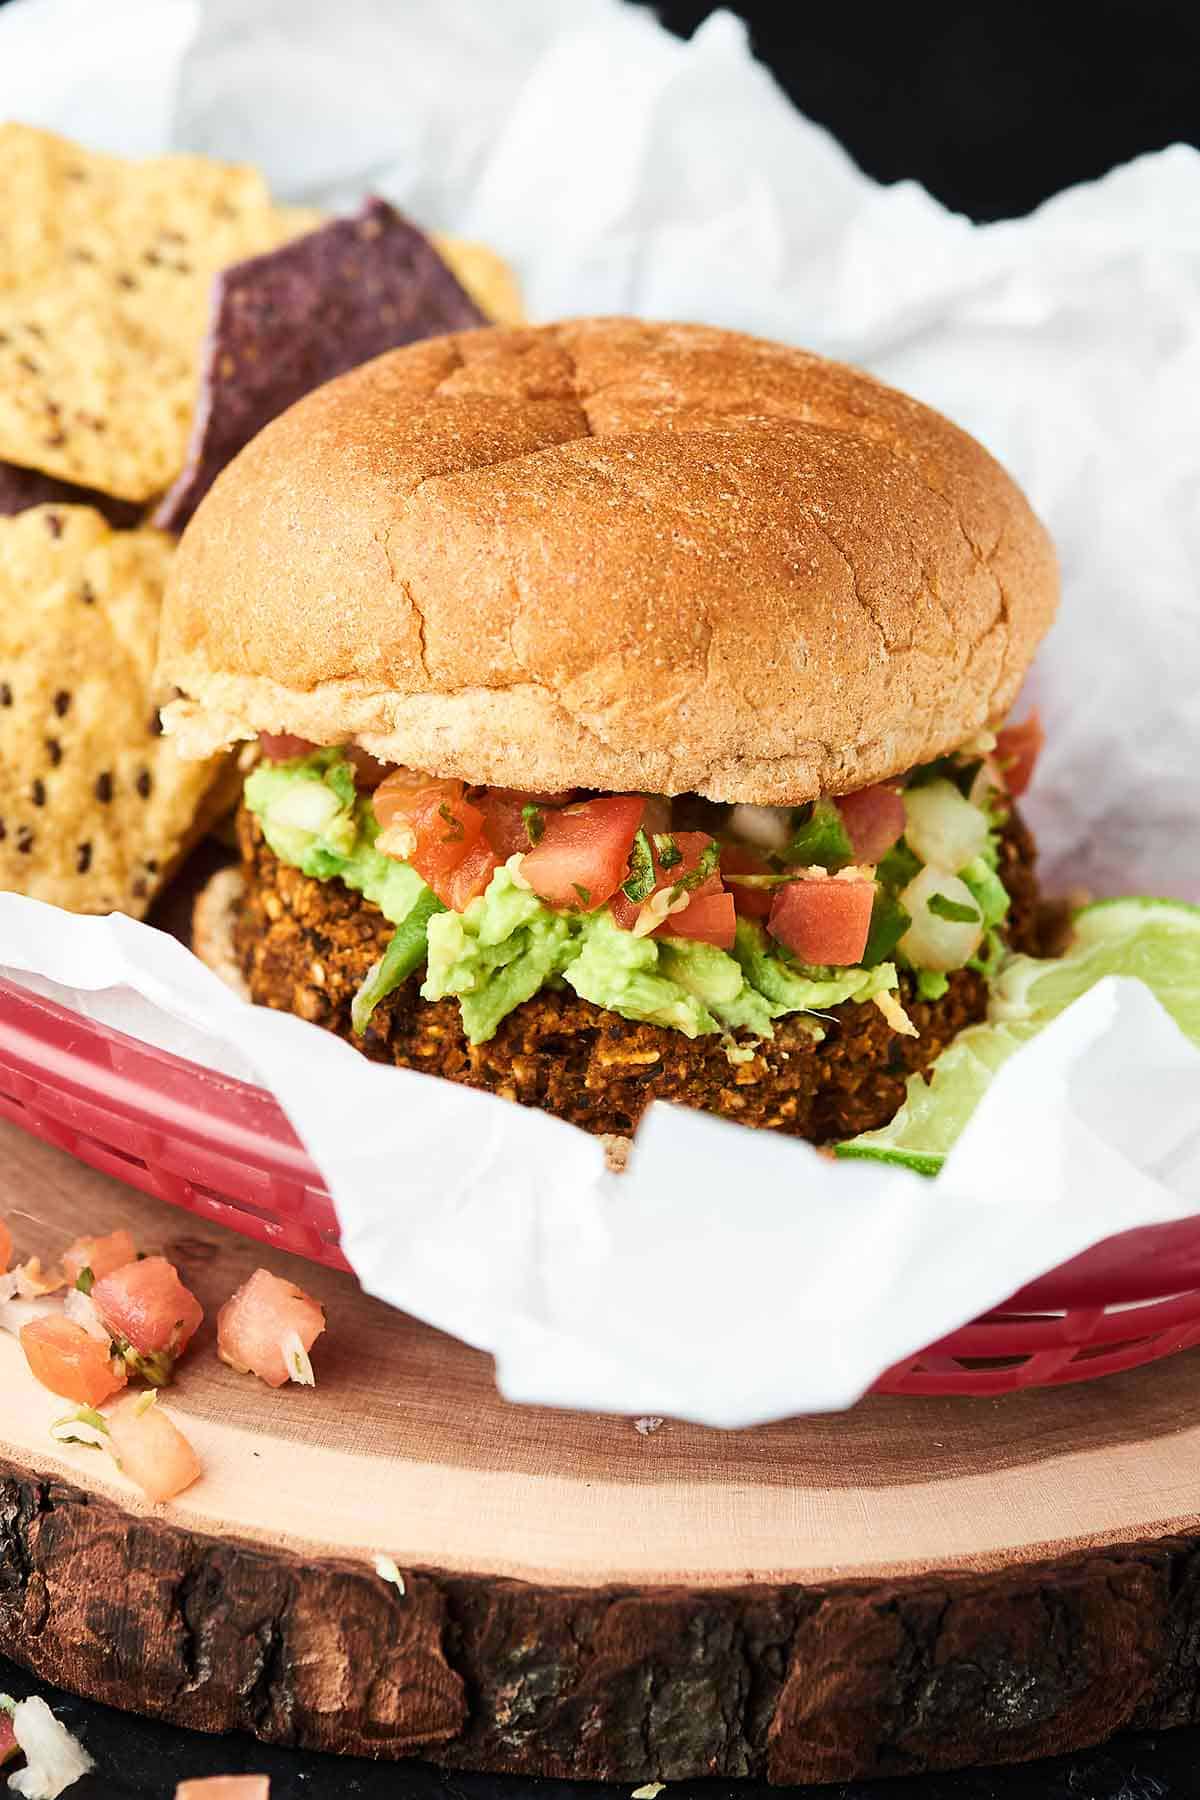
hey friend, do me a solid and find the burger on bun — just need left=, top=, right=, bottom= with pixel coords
left=160, top=319, right=1057, bottom=1144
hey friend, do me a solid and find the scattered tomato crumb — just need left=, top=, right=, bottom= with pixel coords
left=62, top=1228, right=137, bottom=1286
left=995, top=710, right=1044, bottom=798
left=20, top=1316, right=127, bottom=1407
left=175, top=1776, right=270, bottom=1799
left=0, top=1219, right=11, bottom=1276
left=106, top=1393, right=201, bottom=1503
left=217, top=1268, right=325, bottom=1388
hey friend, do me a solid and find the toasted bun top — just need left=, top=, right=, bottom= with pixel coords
left=159, top=319, right=1058, bottom=802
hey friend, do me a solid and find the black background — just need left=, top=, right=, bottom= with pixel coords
left=659, top=0, right=1200, bottom=221
left=2, top=0, right=1199, bottom=1793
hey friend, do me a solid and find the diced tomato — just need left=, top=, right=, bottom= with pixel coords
left=62, top=1228, right=137, bottom=1287
left=481, top=792, right=540, bottom=861
left=106, top=1396, right=201, bottom=1504
left=995, top=710, right=1044, bottom=798
left=610, top=830, right=731, bottom=943
left=259, top=732, right=316, bottom=762
left=176, top=1778, right=270, bottom=1800
left=261, top=734, right=388, bottom=788
left=835, top=785, right=905, bottom=864
left=0, top=1219, right=10, bottom=1275
left=373, top=769, right=497, bottom=909
left=218, top=1268, right=326, bottom=1389
left=0, top=1713, right=15, bottom=1768
left=640, top=795, right=673, bottom=836
left=440, top=836, right=499, bottom=911
left=92, top=1256, right=203, bottom=1361
left=20, top=1316, right=127, bottom=1406
left=481, top=792, right=527, bottom=861
left=489, top=786, right=580, bottom=807
left=344, top=745, right=390, bottom=789
left=768, top=876, right=876, bottom=966
left=521, top=795, right=645, bottom=910
left=720, top=845, right=774, bottom=920
left=482, top=789, right=583, bottom=861
left=665, top=888, right=737, bottom=949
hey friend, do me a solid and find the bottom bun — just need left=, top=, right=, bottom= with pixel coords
left=194, top=808, right=1041, bottom=1146
left=191, top=863, right=251, bottom=1001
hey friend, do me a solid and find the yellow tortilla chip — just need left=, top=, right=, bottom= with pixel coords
left=0, top=125, right=316, bottom=502
left=0, top=505, right=228, bottom=916
left=433, top=233, right=526, bottom=325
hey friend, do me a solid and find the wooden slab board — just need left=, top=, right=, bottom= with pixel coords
left=4, top=1112, right=1200, bottom=1784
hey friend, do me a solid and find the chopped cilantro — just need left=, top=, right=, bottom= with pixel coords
left=653, top=832, right=683, bottom=870
left=861, top=889, right=910, bottom=967
left=876, top=841, right=921, bottom=891
left=572, top=882, right=592, bottom=905
left=521, top=802, right=545, bottom=847
left=669, top=839, right=719, bottom=900
left=437, top=801, right=465, bottom=843
left=782, top=799, right=853, bottom=870
left=906, top=754, right=982, bottom=797
left=961, top=856, right=1011, bottom=929
left=621, top=828, right=657, bottom=903
left=927, top=892, right=980, bottom=924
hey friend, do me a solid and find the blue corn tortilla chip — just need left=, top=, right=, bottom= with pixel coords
left=155, top=198, right=488, bottom=533
left=0, top=461, right=142, bottom=527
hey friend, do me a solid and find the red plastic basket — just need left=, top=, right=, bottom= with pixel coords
left=2, top=972, right=1199, bottom=1399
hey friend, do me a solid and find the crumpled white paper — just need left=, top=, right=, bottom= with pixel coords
left=3, top=901, right=1200, bottom=1423
left=1, top=0, right=1198, bottom=1421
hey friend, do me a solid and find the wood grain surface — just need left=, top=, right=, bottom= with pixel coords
left=3, top=1113, right=1200, bottom=1783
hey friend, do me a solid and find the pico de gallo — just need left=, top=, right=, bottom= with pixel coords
left=245, top=716, right=1043, bottom=1051
left=4, top=1209, right=329, bottom=1506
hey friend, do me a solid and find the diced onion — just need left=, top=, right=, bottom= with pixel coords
left=727, top=803, right=793, bottom=852
left=899, top=867, right=985, bottom=972
left=282, top=1329, right=316, bottom=1387
left=50, top=1415, right=109, bottom=1451
left=270, top=781, right=344, bottom=834
left=62, top=1289, right=109, bottom=1342
left=376, top=821, right=417, bottom=860
left=0, top=1292, right=60, bottom=1338
left=374, top=1553, right=407, bottom=1595
left=15, top=1260, right=65, bottom=1299
left=631, top=887, right=688, bottom=938
left=873, top=988, right=919, bottom=1038
left=902, top=779, right=989, bottom=872
left=5, top=1695, right=94, bottom=1798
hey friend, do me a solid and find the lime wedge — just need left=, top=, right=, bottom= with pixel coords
left=837, top=896, right=1200, bottom=1174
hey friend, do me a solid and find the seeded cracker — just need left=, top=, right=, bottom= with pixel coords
left=155, top=199, right=488, bottom=531
left=0, top=506, right=230, bottom=915
left=0, top=125, right=319, bottom=503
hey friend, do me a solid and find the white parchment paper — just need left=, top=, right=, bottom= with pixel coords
left=0, top=0, right=1198, bottom=1421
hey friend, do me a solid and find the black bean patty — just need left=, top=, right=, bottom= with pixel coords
left=233, top=805, right=1041, bottom=1142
